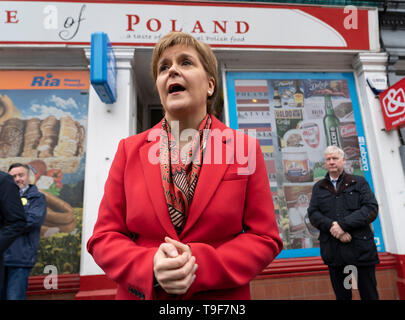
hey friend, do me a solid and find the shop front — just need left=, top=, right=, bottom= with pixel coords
left=0, top=0, right=403, bottom=300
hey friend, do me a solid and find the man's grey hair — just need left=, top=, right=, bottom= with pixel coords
left=324, top=145, right=345, bottom=159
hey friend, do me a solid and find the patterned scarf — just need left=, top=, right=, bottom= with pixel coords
left=160, top=114, right=211, bottom=234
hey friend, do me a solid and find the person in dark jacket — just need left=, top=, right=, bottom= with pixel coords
left=308, top=146, right=379, bottom=300
left=3, top=163, right=47, bottom=300
left=0, top=170, right=27, bottom=299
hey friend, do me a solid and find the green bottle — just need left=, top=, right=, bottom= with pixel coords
left=273, top=89, right=281, bottom=108
left=323, top=95, right=342, bottom=147
left=294, top=81, right=304, bottom=107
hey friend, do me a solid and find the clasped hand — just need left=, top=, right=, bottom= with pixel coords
left=153, top=237, right=198, bottom=295
left=330, top=221, right=352, bottom=243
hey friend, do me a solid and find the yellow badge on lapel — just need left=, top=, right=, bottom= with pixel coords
left=21, top=197, right=28, bottom=206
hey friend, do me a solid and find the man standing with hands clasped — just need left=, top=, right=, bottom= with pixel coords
left=308, top=146, right=379, bottom=300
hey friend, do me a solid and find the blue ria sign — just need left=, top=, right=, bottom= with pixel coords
left=90, top=32, right=117, bottom=104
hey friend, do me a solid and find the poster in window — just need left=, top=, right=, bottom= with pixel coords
left=226, top=72, right=385, bottom=258
left=0, top=70, right=88, bottom=274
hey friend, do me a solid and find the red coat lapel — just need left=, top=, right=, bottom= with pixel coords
left=138, top=115, right=233, bottom=240
left=181, top=116, right=232, bottom=237
left=139, top=121, right=179, bottom=240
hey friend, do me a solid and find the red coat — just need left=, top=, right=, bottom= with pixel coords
left=87, top=115, right=282, bottom=300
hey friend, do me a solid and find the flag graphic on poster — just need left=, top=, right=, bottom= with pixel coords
left=235, top=80, right=274, bottom=153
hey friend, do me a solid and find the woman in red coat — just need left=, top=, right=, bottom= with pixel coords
left=87, top=32, right=282, bottom=300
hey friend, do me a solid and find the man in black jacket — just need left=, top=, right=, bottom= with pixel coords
left=308, top=146, right=379, bottom=300
left=4, top=163, right=47, bottom=300
left=0, top=170, right=27, bottom=299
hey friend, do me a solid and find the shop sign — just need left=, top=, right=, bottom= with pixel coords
left=90, top=32, right=117, bottom=104
left=379, top=77, right=405, bottom=131
left=0, top=1, right=378, bottom=50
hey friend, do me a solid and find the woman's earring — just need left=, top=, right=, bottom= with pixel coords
left=208, top=91, right=212, bottom=96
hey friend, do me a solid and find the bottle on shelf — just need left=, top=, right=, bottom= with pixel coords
left=293, top=80, right=304, bottom=108
left=273, top=88, right=281, bottom=108
left=323, top=94, right=342, bottom=147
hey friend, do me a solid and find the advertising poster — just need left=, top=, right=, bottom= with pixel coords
left=0, top=70, right=89, bottom=275
left=226, top=72, right=385, bottom=258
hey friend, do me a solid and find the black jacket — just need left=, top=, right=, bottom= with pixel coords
left=0, top=171, right=27, bottom=292
left=307, top=172, right=379, bottom=266
left=4, top=184, right=46, bottom=267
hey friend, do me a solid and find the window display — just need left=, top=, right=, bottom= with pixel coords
left=225, top=72, right=385, bottom=258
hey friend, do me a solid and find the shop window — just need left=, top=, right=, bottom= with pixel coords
left=0, top=70, right=89, bottom=274
left=225, top=71, right=385, bottom=258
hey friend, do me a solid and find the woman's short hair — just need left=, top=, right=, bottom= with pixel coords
left=324, top=145, right=345, bottom=159
left=151, top=32, right=219, bottom=114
